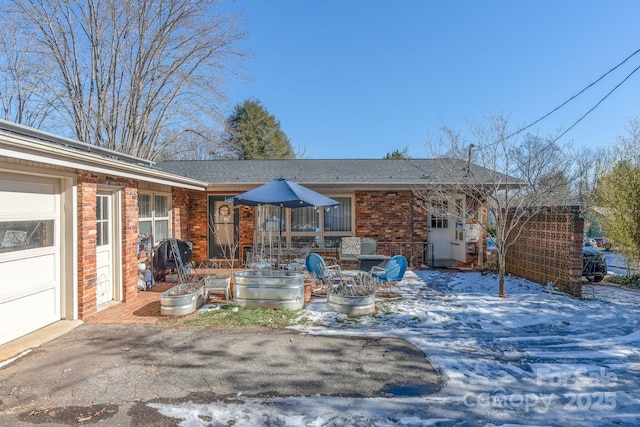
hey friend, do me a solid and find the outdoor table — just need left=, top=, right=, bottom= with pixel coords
left=340, top=270, right=361, bottom=280
left=356, top=254, right=390, bottom=272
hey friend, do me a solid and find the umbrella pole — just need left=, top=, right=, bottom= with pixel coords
left=278, top=205, right=283, bottom=269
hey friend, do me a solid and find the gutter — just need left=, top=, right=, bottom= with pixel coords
left=0, top=118, right=153, bottom=166
left=0, top=129, right=207, bottom=191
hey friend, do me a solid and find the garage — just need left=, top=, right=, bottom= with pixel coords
left=0, top=172, right=61, bottom=346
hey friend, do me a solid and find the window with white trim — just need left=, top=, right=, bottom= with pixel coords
left=430, top=200, right=449, bottom=229
left=138, top=192, right=171, bottom=245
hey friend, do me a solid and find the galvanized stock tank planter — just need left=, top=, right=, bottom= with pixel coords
left=326, top=273, right=380, bottom=316
left=233, top=270, right=305, bottom=310
left=160, top=283, right=206, bottom=316
left=326, top=292, right=376, bottom=316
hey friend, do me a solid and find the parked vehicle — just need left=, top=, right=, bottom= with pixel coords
left=486, top=236, right=497, bottom=255
left=592, top=237, right=611, bottom=250
left=583, top=246, right=607, bottom=282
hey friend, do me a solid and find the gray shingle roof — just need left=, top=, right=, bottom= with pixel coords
left=155, top=158, right=516, bottom=186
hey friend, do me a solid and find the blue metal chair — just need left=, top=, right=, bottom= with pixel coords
left=371, top=255, right=407, bottom=283
left=305, top=253, right=342, bottom=283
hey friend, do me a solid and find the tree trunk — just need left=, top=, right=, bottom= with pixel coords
left=498, top=252, right=507, bottom=297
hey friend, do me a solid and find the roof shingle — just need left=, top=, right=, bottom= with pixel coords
left=155, top=158, right=513, bottom=186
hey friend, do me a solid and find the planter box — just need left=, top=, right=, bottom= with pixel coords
left=326, top=293, right=376, bottom=316
left=160, top=283, right=206, bottom=316
left=233, top=270, right=305, bottom=310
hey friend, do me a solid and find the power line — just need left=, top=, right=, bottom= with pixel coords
left=477, top=47, right=640, bottom=149
left=552, top=62, right=640, bottom=143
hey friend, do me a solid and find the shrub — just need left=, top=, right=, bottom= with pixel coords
left=330, top=273, right=381, bottom=296
left=605, top=274, right=640, bottom=288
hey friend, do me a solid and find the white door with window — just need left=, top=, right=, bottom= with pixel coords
left=96, top=193, right=114, bottom=306
left=428, top=200, right=452, bottom=260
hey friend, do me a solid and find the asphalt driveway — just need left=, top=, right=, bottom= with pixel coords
left=0, top=323, right=440, bottom=426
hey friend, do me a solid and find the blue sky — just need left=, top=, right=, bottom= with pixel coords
left=224, top=1, right=640, bottom=159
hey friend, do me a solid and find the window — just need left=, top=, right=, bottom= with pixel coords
left=255, top=196, right=353, bottom=247
left=0, top=220, right=55, bottom=253
left=96, top=194, right=109, bottom=246
left=324, top=198, right=352, bottom=232
left=430, top=200, right=449, bottom=229
left=138, top=192, right=170, bottom=245
left=291, top=206, right=317, bottom=233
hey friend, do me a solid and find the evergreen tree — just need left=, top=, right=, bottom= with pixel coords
left=384, top=146, right=410, bottom=159
left=227, top=99, right=295, bottom=159
left=598, top=161, right=640, bottom=260
left=597, top=118, right=640, bottom=262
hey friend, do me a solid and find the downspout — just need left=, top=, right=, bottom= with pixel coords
left=410, top=191, right=414, bottom=265
left=477, top=203, right=484, bottom=266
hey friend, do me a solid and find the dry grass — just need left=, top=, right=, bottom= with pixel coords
left=178, top=305, right=305, bottom=328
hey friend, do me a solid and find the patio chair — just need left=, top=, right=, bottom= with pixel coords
left=204, top=274, right=231, bottom=303
left=305, top=253, right=342, bottom=284
left=371, top=255, right=407, bottom=285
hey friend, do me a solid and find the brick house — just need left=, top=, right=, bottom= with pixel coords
left=156, top=159, right=490, bottom=271
left=0, top=121, right=206, bottom=345
left=1, top=120, right=491, bottom=346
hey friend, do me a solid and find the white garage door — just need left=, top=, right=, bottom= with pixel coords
left=0, top=173, right=61, bottom=346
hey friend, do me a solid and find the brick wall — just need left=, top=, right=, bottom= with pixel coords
left=184, top=189, right=208, bottom=260
left=172, top=187, right=190, bottom=241
left=178, top=189, right=486, bottom=269
left=356, top=191, right=414, bottom=242
left=354, top=190, right=437, bottom=266
left=77, top=171, right=139, bottom=319
left=505, top=206, right=583, bottom=296
left=121, top=179, right=139, bottom=303
left=77, top=172, right=98, bottom=318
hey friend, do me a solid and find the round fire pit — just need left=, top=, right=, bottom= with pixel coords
left=233, top=270, right=305, bottom=310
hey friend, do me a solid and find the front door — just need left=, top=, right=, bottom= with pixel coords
left=208, top=196, right=237, bottom=262
left=427, top=200, right=452, bottom=260
left=96, top=193, right=113, bottom=306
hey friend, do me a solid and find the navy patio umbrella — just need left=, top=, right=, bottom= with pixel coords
left=227, top=178, right=340, bottom=267
left=227, top=177, right=340, bottom=208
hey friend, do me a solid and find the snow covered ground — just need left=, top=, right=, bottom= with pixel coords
left=151, top=270, right=640, bottom=426
left=604, top=251, right=637, bottom=275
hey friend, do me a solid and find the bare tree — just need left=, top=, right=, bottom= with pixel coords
left=415, top=115, right=575, bottom=297
left=155, top=128, right=223, bottom=161
left=0, top=21, right=57, bottom=127
left=573, top=146, right=610, bottom=206
left=5, top=0, right=246, bottom=160
left=208, top=211, right=241, bottom=270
